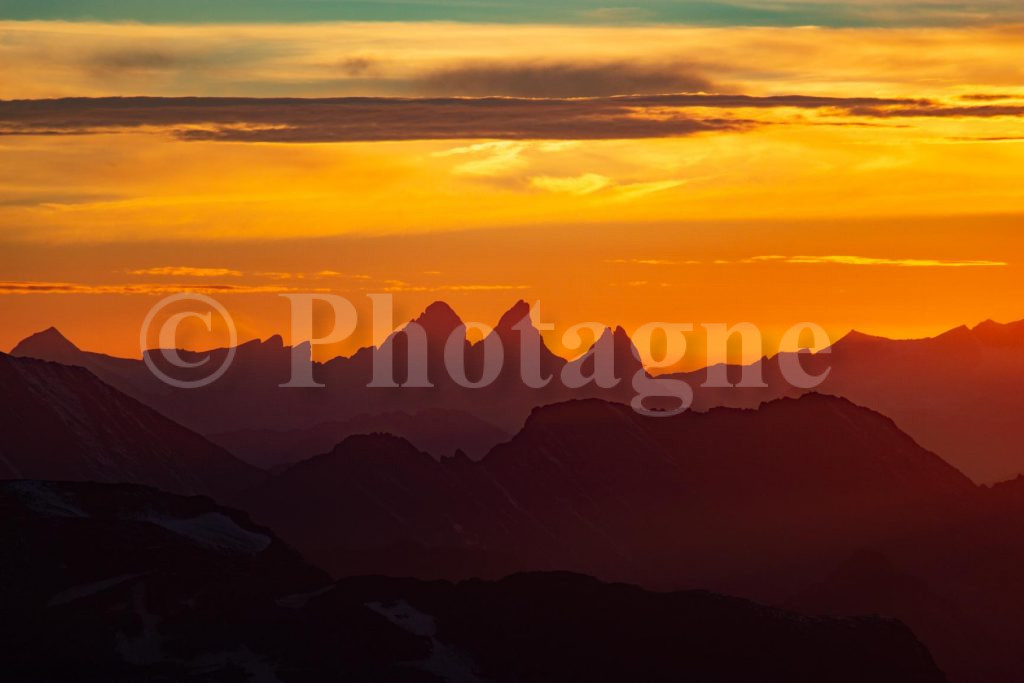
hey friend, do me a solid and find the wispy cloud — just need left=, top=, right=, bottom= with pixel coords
left=316, top=270, right=372, bottom=280
left=606, top=258, right=700, bottom=265
left=129, top=266, right=243, bottom=277
left=0, top=281, right=327, bottom=295
left=380, top=280, right=530, bottom=292
left=416, top=59, right=713, bottom=98
left=743, top=255, right=1009, bottom=267
left=530, top=174, right=613, bottom=195
left=435, top=141, right=579, bottom=177
left=530, top=175, right=686, bottom=200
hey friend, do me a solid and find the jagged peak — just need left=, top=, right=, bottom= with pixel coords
left=412, top=301, right=464, bottom=334
left=262, top=334, right=285, bottom=348
left=495, top=300, right=532, bottom=331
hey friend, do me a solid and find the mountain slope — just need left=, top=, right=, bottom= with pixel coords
left=0, top=353, right=262, bottom=498
left=671, top=317, right=1024, bottom=482
left=239, top=394, right=977, bottom=598
left=0, top=480, right=946, bottom=683
left=210, top=408, right=511, bottom=469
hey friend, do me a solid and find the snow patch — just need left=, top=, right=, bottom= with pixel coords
left=276, top=585, right=333, bottom=609
left=366, top=599, right=486, bottom=682
left=138, top=512, right=271, bottom=554
left=48, top=573, right=142, bottom=607
left=366, top=599, right=437, bottom=637
left=7, top=480, right=88, bottom=518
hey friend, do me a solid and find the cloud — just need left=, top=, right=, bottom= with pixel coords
left=130, top=266, right=243, bottom=277
left=848, top=103, right=1024, bottom=118
left=254, top=270, right=374, bottom=280
left=336, top=56, right=378, bottom=77
left=606, top=258, right=699, bottom=265
left=743, top=255, right=1008, bottom=267
left=434, top=141, right=579, bottom=177
left=0, top=94, right=935, bottom=143
left=0, top=281, right=328, bottom=295
left=416, top=60, right=713, bottom=97
left=610, top=179, right=687, bottom=201
left=958, top=93, right=1023, bottom=102
left=89, top=49, right=191, bottom=74
left=2, top=94, right=1020, bottom=145
left=529, top=174, right=687, bottom=200
left=316, top=270, right=372, bottom=279
left=435, top=141, right=529, bottom=176
left=531, top=173, right=613, bottom=195
left=379, top=280, right=530, bottom=292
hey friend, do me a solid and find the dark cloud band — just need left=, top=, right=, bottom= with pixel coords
left=0, top=95, right=1019, bottom=143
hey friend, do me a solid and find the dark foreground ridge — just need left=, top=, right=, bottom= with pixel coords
left=0, top=480, right=945, bottom=682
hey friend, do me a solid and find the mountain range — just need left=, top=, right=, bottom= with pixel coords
left=11, top=303, right=1024, bottom=482
left=6, top=314, right=1024, bottom=681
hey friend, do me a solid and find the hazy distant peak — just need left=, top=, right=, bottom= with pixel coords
left=970, top=317, right=1024, bottom=346
left=934, top=324, right=972, bottom=340
left=832, top=329, right=885, bottom=347
left=11, top=326, right=80, bottom=359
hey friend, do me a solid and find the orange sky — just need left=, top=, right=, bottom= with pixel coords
left=1, top=20, right=1022, bottom=365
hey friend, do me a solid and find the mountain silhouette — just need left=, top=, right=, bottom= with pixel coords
left=14, top=306, right=1023, bottom=481
left=0, top=479, right=946, bottom=683
left=11, top=326, right=81, bottom=362
left=238, top=394, right=976, bottom=596
left=789, top=550, right=1018, bottom=683
left=670, top=317, right=1024, bottom=482
left=8, top=301, right=650, bottom=443
left=0, top=352, right=261, bottom=497
left=210, top=408, right=511, bottom=469
left=231, top=392, right=1024, bottom=682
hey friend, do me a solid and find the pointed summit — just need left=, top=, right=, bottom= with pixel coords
left=410, top=301, right=464, bottom=340
left=11, top=327, right=81, bottom=361
left=495, top=300, right=532, bottom=331
left=829, top=329, right=884, bottom=351
left=611, top=326, right=644, bottom=371
left=971, top=318, right=1024, bottom=347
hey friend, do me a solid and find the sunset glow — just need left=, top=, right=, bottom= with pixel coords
left=2, top=14, right=1022, bottom=362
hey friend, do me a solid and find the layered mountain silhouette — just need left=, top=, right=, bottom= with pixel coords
left=210, top=408, right=511, bottom=469
left=237, top=395, right=976, bottom=596
left=8, top=316, right=1024, bottom=681
left=0, top=480, right=945, bottom=683
left=10, top=301, right=644, bottom=468
left=788, top=550, right=1023, bottom=683
left=670, top=317, right=1024, bottom=483
left=230, top=393, right=1024, bottom=682
left=0, top=352, right=261, bottom=497
left=12, top=305, right=1024, bottom=481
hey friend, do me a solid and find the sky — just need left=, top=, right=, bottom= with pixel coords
left=1, top=3, right=1022, bottom=366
